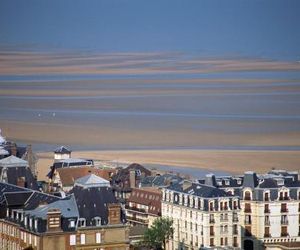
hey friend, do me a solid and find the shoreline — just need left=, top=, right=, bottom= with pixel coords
left=36, top=149, right=300, bottom=181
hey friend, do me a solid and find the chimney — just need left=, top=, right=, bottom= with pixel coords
left=17, top=177, right=25, bottom=187
left=108, top=204, right=121, bottom=225
left=11, top=143, right=17, bottom=156
left=47, top=209, right=62, bottom=232
left=205, top=174, right=217, bottom=187
left=129, top=169, right=136, bottom=188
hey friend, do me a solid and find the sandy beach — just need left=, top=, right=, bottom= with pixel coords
left=36, top=149, right=300, bottom=181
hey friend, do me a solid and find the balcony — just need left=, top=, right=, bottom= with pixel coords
left=220, top=218, right=228, bottom=222
left=264, top=234, right=271, bottom=238
left=244, top=208, right=251, bottom=213
left=279, top=197, right=289, bottom=201
left=125, top=205, right=147, bottom=214
left=126, top=216, right=148, bottom=224
left=244, top=220, right=252, bottom=225
left=281, top=220, right=289, bottom=225
left=233, top=217, right=239, bottom=222
left=281, top=233, right=288, bottom=237
left=209, top=219, right=215, bottom=224
left=281, top=208, right=288, bottom=213
left=265, top=221, right=270, bottom=226
left=264, top=209, right=270, bottom=214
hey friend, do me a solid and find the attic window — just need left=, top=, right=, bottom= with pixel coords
left=69, top=220, right=75, bottom=228
left=78, top=218, right=86, bottom=227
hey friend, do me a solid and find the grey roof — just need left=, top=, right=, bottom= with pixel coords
left=75, top=174, right=110, bottom=188
left=25, top=195, right=79, bottom=219
left=54, top=146, right=71, bottom=154
left=0, top=147, right=9, bottom=156
left=0, top=155, right=28, bottom=167
left=243, top=171, right=259, bottom=188
left=168, top=182, right=232, bottom=198
left=71, top=185, right=119, bottom=226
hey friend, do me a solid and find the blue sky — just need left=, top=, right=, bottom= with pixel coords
left=1, top=0, right=300, bottom=61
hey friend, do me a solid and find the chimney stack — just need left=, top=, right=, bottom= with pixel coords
left=47, top=209, right=62, bottom=232
left=129, top=169, right=136, bottom=188
left=108, top=204, right=121, bottom=225
left=11, top=143, right=17, bottom=156
left=205, top=174, right=217, bottom=187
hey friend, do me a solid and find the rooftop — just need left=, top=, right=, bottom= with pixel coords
left=0, top=155, right=28, bottom=167
left=75, top=174, right=110, bottom=188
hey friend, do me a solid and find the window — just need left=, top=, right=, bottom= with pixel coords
left=34, top=219, right=38, bottom=230
left=264, top=227, right=270, bottom=237
left=29, top=218, right=32, bottom=228
left=264, top=204, right=270, bottom=213
left=281, top=226, right=288, bottom=237
left=78, top=218, right=86, bottom=227
left=69, top=220, right=75, bottom=228
left=264, top=192, right=270, bottom=201
left=244, top=191, right=251, bottom=200
left=96, top=232, right=101, bottom=243
left=34, top=236, right=37, bottom=247
left=29, top=234, right=32, bottom=244
left=210, top=238, right=214, bottom=246
left=70, top=235, right=76, bottom=246
left=80, top=234, right=86, bottom=244
left=245, top=203, right=251, bottom=213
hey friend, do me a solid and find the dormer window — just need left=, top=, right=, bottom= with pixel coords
left=69, top=220, right=75, bottom=228
left=94, top=217, right=101, bottom=226
left=34, top=219, right=38, bottom=230
left=279, top=190, right=289, bottom=201
left=78, top=218, right=86, bottom=227
left=29, top=218, right=33, bottom=228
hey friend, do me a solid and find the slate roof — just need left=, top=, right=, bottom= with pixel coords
left=0, top=157, right=39, bottom=190
left=168, top=182, right=231, bottom=198
left=0, top=182, right=60, bottom=210
left=141, top=174, right=183, bottom=188
left=54, top=146, right=71, bottom=154
left=0, top=155, right=28, bottom=167
left=25, top=195, right=79, bottom=219
left=0, top=147, right=9, bottom=156
left=75, top=174, right=110, bottom=188
left=71, top=185, right=118, bottom=225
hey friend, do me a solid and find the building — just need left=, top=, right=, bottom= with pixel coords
left=111, top=163, right=152, bottom=202
left=0, top=174, right=130, bottom=250
left=50, top=166, right=116, bottom=192
left=0, top=155, right=39, bottom=190
left=125, top=187, right=162, bottom=227
left=54, top=146, right=72, bottom=161
left=162, top=177, right=241, bottom=250
left=211, top=170, right=300, bottom=250
left=140, top=173, right=184, bottom=188
left=48, top=158, right=94, bottom=191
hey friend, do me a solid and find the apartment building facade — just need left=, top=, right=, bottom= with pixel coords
left=162, top=177, right=241, bottom=250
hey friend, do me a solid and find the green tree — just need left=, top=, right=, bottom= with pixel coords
left=142, top=217, right=173, bottom=250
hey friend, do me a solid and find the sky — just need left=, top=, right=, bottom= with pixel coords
left=0, top=0, right=300, bottom=62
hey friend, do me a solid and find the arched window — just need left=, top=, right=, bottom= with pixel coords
left=244, top=191, right=251, bottom=200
